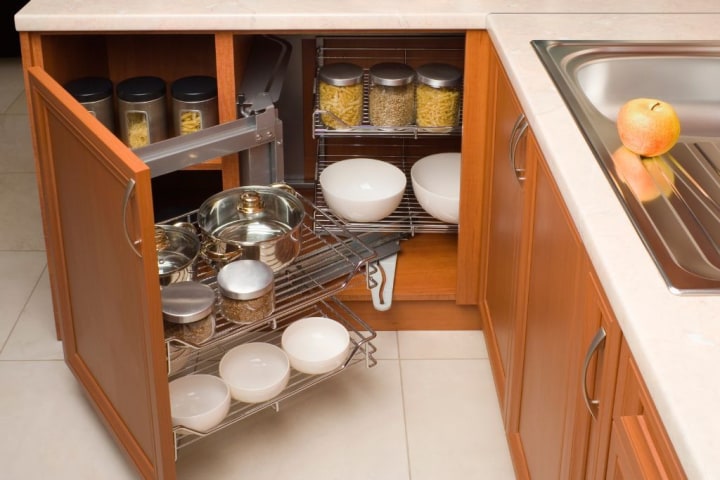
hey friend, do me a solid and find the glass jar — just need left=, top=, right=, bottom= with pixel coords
left=415, top=63, right=463, bottom=129
left=64, top=76, right=115, bottom=133
left=368, top=62, right=415, bottom=128
left=317, top=62, right=364, bottom=129
left=217, top=260, right=275, bottom=324
left=171, top=75, right=219, bottom=136
left=116, top=76, right=167, bottom=148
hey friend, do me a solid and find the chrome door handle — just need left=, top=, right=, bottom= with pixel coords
left=122, top=179, right=142, bottom=258
left=509, top=113, right=528, bottom=184
left=582, top=326, right=607, bottom=419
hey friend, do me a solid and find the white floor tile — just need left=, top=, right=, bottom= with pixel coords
left=176, top=360, right=410, bottom=480
left=0, top=173, right=45, bottom=250
left=0, top=251, right=47, bottom=348
left=369, top=329, right=399, bottom=359
left=401, top=359, right=515, bottom=480
left=1, top=269, right=63, bottom=360
left=0, top=114, right=34, bottom=172
left=398, top=330, right=488, bottom=359
left=0, top=361, right=137, bottom=480
left=0, top=58, right=24, bottom=114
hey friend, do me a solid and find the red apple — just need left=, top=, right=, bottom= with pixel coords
left=611, top=146, right=675, bottom=203
left=616, top=98, right=681, bottom=157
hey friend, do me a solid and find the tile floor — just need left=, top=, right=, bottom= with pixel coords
left=0, top=56, right=516, bottom=479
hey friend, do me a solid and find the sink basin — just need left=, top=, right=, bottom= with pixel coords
left=533, top=40, right=720, bottom=293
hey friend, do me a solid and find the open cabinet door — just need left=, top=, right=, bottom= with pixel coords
left=26, top=67, right=176, bottom=480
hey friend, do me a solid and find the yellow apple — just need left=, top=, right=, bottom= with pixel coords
left=616, top=98, right=681, bottom=157
left=611, top=146, right=675, bottom=202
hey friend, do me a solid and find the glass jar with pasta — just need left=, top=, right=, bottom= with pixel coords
left=116, top=76, right=167, bottom=149
left=317, top=62, right=364, bottom=129
left=368, top=62, right=415, bottom=128
left=171, top=76, right=219, bottom=136
left=415, top=63, right=463, bottom=129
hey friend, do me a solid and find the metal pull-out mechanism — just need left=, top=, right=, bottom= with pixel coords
left=358, top=232, right=404, bottom=311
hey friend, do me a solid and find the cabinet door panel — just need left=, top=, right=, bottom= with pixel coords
left=481, top=55, right=529, bottom=415
left=27, top=67, right=174, bottom=480
left=515, top=137, right=584, bottom=479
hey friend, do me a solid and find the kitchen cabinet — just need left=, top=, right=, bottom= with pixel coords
left=480, top=43, right=685, bottom=480
left=606, top=339, right=686, bottom=480
left=479, top=48, right=533, bottom=420
left=19, top=29, right=491, bottom=479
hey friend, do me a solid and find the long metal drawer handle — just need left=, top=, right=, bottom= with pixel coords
left=509, top=114, right=528, bottom=184
left=582, top=326, right=607, bottom=419
left=122, top=179, right=142, bottom=258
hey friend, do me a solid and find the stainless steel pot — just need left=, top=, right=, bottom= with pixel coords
left=155, top=224, right=201, bottom=286
left=197, top=185, right=305, bottom=272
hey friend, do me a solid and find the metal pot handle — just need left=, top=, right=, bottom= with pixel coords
left=200, top=239, right=243, bottom=267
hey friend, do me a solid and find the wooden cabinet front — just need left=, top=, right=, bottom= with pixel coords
left=480, top=48, right=533, bottom=419
left=607, top=340, right=686, bottom=480
left=25, top=66, right=175, bottom=479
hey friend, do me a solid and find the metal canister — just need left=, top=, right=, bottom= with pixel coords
left=368, top=62, right=415, bottom=128
left=217, top=260, right=275, bottom=324
left=415, top=63, right=463, bottom=128
left=116, top=76, right=167, bottom=149
left=171, top=75, right=219, bottom=136
left=317, top=62, right=364, bottom=129
left=64, top=76, right=115, bottom=133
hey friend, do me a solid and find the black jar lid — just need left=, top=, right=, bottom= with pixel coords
left=116, top=76, right=166, bottom=102
left=416, top=63, right=463, bottom=88
left=369, top=62, right=415, bottom=87
left=64, top=76, right=113, bottom=102
left=171, top=75, right=218, bottom=102
left=318, top=62, right=363, bottom=87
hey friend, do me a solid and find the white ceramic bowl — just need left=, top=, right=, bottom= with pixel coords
left=411, top=152, right=461, bottom=224
left=281, top=317, right=350, bottom=374
left=169, top=374, right=231, bottom=433
left=319, top=158, right=407, bottom=222
left=219, top=342, right=290, bottom=403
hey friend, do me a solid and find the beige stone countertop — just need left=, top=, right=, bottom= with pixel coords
left=13, top=0, right=720, bottom=32
left=488, top=13, right=720, bottom=480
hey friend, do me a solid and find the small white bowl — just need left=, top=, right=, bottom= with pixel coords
left=281, top=317, right=350, bottom=374
left=169, top=374, right=231, bottom=433
left=320, top=158, right=407, bottom=222
left=411, top=152, right=461, bottom=224
left=219, top=342, right=290, bottom=403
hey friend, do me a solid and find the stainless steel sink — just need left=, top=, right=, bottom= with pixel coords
left=533, top=40, right=720, bottom=293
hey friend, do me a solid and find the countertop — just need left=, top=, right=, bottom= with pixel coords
left=14, top=2, right=720, bottom=479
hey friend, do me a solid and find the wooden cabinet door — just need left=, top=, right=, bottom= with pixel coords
left=569, top=266, right=622, bottom=479
left=607, top=340, right=686, bottom=480
left=509, top=133, right=585, bottom=479
left=26, top=67, right=175, bottom=480
left=480, top=51, right=532, bottom=420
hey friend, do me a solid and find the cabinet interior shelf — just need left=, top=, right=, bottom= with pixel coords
left=171, top=296, right=376, bottom=454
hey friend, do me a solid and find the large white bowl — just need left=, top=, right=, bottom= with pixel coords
left=411, top=152, right=461, bottom=224
left=319, top=158, right=407, bottom=222
left=169, top=374, right=231, bottom=433
left=281, top=317, right=350, bottom=374
left=219, top=342, right=290, bottom=403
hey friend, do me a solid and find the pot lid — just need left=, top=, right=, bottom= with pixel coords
left=161, top=281, right=216, bottom=324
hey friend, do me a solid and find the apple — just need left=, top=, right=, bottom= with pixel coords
left=616, top=98, right=681, bottom=157
left=611, top=146, right=675, bottom=202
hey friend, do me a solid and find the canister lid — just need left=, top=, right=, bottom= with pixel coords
left=369, top=62, right=415, bottom=87
left=217, top=260, right=274, bottom=300
left=171, top=75, right=218, bottom=102
left=161, top=281, right=216, bottom=324
left=318, top=62, right=363, bottom=87
left=416, top=63, right=463, bottom=88
left=64, top=76, right=113, bottom=102
left=116, top=76, right=166, bottom=102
